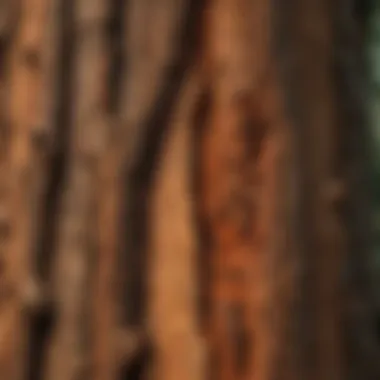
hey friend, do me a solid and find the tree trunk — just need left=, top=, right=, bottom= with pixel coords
left=0, top=1, right=378, bottom=380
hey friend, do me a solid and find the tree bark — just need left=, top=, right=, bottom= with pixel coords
left=44, top=1, right=109, bottom=379
left=0, top=1, right=377, bottom=380
left=1, top=0, right=51, bottom=378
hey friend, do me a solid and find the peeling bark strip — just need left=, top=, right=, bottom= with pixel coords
left=43, top=1, right=109, bottom=379
left=0, top=0, right=51, bottom=378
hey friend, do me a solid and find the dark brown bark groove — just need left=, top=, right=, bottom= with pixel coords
left=273, top=1, right=380, bottom=380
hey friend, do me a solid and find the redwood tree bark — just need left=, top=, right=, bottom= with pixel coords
left=0, top=1, right=377, bottom=380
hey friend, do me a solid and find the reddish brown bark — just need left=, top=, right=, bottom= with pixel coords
left=149, top=71, right=205, bottom=380
left=1, top=0, right=51, bottom=378
left=0, top=1, right=376, bottom=380
left=197, top=1, right=281, bottom=379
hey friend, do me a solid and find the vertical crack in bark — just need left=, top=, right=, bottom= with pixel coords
left=28, top=0, right=70, bottom=379
left=118, top=1, right=204, bottom=379
left=43, top=1, right=110, bottom=379
left=192, top=84, right=213, bottom=333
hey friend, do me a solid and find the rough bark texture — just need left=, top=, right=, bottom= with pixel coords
left=0, top=1, right=377, bottom=380
left=274, top=1, right=380, bottom=380
left=43, top=1, right=110, bottom=380
left=197, top=1, right=288, bottom=380
left=1, top=1, right=51, bottom=378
